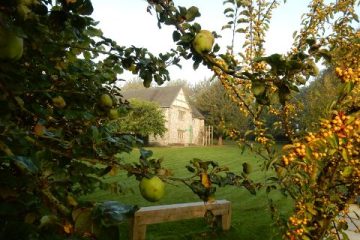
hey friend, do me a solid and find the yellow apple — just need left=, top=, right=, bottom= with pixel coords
left=0, top=28, right=23, bottom=61
left=99, top=94, right=113, bottom=108
left=108, top=108, right=119, bottom=120
left=139, top=176, right=165, bottom=202
left=192, top=30, right=214, bottom=55
left=52, top=96, right=66, bottom=108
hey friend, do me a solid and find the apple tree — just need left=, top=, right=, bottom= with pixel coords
left=0, top=0, right=181, bottom=239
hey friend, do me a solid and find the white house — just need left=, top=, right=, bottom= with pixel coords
left=121, top=86, right=205, bottom=146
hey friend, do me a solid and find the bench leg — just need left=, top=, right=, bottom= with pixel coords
left=221, top=208, right=231, bottom=230
left=130, top=218, right=147, bottom=240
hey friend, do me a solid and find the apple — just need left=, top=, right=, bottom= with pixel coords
left=99, top=94, right=113, bottom=108
left=192, top=30, right=214, bottom=55
left=0, top=27, right=23, bottom=61
left=108, top=108, right=119, bottom=120
left=128, top=64, right=138, bottom=74
left=139, top=176, right=165, bottom=202
left=52, top=96, right=66, bottom=108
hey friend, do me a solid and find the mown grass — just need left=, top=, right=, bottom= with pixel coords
left=83, top=144, right=293, bottom=240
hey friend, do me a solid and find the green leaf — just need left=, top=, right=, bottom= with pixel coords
left=172, top=31, right=181, bottom=42
left=193, top=60, right=201, bottom=70
left=224, top=7, right=234, bottom=14
left=236, top=28, right=247, bottom=33
left=341, top=149, right=349, bottom=162
left=83, top=51, right=91, bottom=60
left=340, top=232, right=350, bottom=240
left=185, top=6, right=200, bottom=22
left=180, top=33, right=194, bottom=43
left=39, top=215, right=58, bottom=229
left=68, top=0, right=94, bottom=15
left=213, top=43, right=220, bottom=52
left=342, top=166, right=353, bottom=177
left=242, top=162, right=252, bottom=174
left=251, top=81, right=266, bottom=96
left=186, top=165, right=196, bottom=173
left=222, top=24, right=232, bottom=30
left=140, top=148, right=153, bottom=160
left=305, top=203, right=317, bottom=215
left=12, top=156, right=38, bottom=174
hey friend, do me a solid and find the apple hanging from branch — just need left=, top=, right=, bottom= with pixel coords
left=192, top=30, right=214, bottom=55
left=0, top=27, right=23, bottom=61
left=139, top=176, right=165, bottom=202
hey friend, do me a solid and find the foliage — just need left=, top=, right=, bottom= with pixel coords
left=183, top=158, right=258, bottom=202
left=295, top=68, right=342, bottom=133
left=192, top=78, right=250, bottom=143
left=0, top=0, right=178, bottom=239
left=110, top=98, right=167, bottom=139
left=278, top=111, right=360, bottom=239
left=145, top=0, right=360, bottom=239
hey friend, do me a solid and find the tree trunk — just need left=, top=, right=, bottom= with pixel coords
left=218, top=135, right=223, bottom=145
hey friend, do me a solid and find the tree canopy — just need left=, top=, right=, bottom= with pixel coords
left=192, top=78, right=250, bottom=144
left=111, top=98, right=167, bottom=139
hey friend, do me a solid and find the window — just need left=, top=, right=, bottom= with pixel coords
left=177, top=130, right=185, bottom=140
left=178, top=110, right=185, bottom=120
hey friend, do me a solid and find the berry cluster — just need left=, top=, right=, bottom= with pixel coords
left=335, top=67, right=360, bottom=83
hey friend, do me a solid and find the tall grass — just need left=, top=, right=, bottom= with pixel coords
left=83, top=145, right=293, bottom=240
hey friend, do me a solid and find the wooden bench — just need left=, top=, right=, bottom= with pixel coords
left=130, top=200, right=231, bottom=240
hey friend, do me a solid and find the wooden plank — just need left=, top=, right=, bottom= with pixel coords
left=136, top=200, right=229, bottom=213
left=131, top=200, right=231, bottom=240
left=135, top=200, right=230, bottom=224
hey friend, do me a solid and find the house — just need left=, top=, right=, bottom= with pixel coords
left=121, top=85, right=205, bottom=146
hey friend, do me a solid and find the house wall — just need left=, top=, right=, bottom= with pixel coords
left=148, top=89, right=204, bottom=146
left=149, top=108, right=169, bottom=145
left=192, top=118, right=205, bottom=145
left=168, top=89, right=192, bottom=145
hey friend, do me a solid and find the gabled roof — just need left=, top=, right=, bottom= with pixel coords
left=121, top=85, right=182, bottom=107
left=190, top=105, right=204, bottom=119
left=121, top=85, right=204, bottom=119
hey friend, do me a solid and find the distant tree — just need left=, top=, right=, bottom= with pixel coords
left=121, top=77, right=155, bottom=91
left=295, top=68, right=341, bottom=132
left=192, top=79, right=250, bottom=145
left=163, top=78, right=196, bottom=102
left=111, top=99, right=167, bottom=142
left=164, top=79, right=189, bottom=87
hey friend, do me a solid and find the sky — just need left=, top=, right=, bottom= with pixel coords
left=90, top=0, right=318, bottom=85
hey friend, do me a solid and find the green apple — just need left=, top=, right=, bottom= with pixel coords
left=128, top=64, right=138, bottom=74
left=139, top=176, right=165, bottom=202
left=108, top=108, right=119, bottom=120
left=52, top=96, right=66, bottom=108
left=0, top=28, right=23, bottom=61
left=99, top=94, right=113, bottom=108
left=192, top=30, right=214, bottom=55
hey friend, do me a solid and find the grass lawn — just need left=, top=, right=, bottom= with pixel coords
left=83, top=144, right=293, bottom=240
